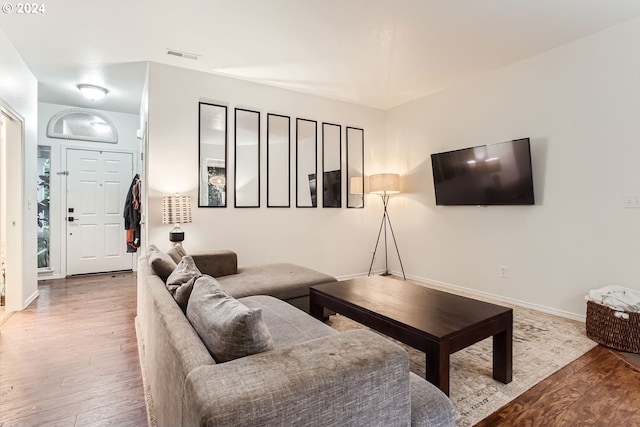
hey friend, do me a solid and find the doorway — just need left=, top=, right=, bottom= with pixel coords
left=64, top=148, right=134, bottom=275
left=0, top=110, right=6, bottom=318
left=0, top=105, right=25, bottom=319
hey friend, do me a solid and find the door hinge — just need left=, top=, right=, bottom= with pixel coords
left=57, top=171, right=69, bottom=176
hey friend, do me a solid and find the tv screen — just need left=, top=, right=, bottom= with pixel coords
left=431, top=138, right=535, bottom=206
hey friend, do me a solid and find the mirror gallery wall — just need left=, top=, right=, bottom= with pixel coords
left=197, top=104, right=365, bottom=210
left=145, top=63, right=386, bottom=277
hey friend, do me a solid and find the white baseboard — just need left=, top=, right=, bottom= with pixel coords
left=38, top=272, right=63, bottom=281
left=336, top=271, right=377, bottom=280
left=23, top=289, right=39, bottom=309
left=390, top=270, right=586, bottom=322
left=38, top=267, right=59, bottom=280
left=0, top=309, right=14, bottom=327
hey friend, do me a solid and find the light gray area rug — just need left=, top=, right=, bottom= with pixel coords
left=328, top=296, right=596, bottom=427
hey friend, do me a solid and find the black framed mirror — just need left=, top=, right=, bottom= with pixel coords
left=199, top=102, right=227, bottom=207
left=234, top=108, right=260, bottom=208
left=296, top=118, right=317, bottom=208
left=322, top=122, right=342, bottom=208
left=267, top=113, right=290, bottom=207
left=346, top=127, right=364, bottom=208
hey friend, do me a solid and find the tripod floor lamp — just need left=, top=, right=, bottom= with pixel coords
left=368, top=173, right=406, bottom=280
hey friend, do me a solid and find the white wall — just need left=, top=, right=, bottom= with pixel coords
left=385, top=17, right=640, bottom=319
left=0, top=28, right=38, bottom=310
left=37, top=102, right=141, bottom=278
left=147, top=63, right=387, bottom=276
left=139, top=65, right=150, bottom=251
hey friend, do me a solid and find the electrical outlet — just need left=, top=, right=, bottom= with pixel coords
left=499, top=265, right=509, bottom=278
left=624, top=193, right=640, bottom=209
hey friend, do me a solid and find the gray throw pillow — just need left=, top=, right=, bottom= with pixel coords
left=186, top=276, right=275, bottom=363
left=167, top=245, right=188, bottom=264
left=167, top=255, right=200, bottom=285
left=166, top=255, right=201, bottom=296
left=147, top=250, right=177, bottom=282
left=174, top=275, right=199, bottom=312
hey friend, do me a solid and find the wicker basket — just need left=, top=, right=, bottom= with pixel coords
left=586, top=300, right=640, bottom=354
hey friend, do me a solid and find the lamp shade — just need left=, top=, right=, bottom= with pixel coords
left=369, top=173, right=400, bottom=195
left=162, top=195, right=192, bottom=225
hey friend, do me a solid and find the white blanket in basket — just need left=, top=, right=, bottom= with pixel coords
left=586, top=285, right=640, bottom=313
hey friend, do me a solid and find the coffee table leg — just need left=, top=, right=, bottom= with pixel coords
left=492, top=313, right=513, bottom=384
left=426, top=342, right=450, bottom=396
left=309, top=291, right=324, bottom=321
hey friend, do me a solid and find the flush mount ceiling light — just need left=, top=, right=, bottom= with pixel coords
left=77, top=84, right=109, bottom=101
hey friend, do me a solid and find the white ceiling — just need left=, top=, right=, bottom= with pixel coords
left=2, top=0, right=640, bottom=114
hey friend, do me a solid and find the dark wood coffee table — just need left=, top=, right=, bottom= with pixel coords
left=309, top=276, right=513, bottom=396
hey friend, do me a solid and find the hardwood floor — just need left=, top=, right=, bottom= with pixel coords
left=1, top=272, right=639, bottom=427
left=0, top=272, right=147, bottom=427
left=475, top=341, right=640, bottom=426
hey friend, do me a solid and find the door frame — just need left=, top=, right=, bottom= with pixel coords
left=60, top=145, right=139, bottom=277
left=0, top=100, right=27, bottom=314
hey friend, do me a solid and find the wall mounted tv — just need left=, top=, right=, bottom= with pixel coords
left=431, top=138, right=535, bottom=206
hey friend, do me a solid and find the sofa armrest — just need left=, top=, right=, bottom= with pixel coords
left=182, top=330, right=412, bottom=427
left=191, top=250, right=237, bottom=277
left=409, top=373, right=456, bottom=427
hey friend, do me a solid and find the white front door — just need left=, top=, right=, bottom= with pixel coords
left=66, top=149, right=134, bottom=275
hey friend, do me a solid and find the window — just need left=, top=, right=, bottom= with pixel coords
left=37, top=145, right=51, bottom=269
left=47, top=109, right=118, bottom=143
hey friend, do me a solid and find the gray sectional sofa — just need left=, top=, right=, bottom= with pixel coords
left=136, top=247, right=456, bottom=427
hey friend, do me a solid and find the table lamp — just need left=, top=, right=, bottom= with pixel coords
left=162, top=195, right=192, bottom=245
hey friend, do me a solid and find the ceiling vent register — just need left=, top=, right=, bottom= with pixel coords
left=166, top=49, right=200, bottom=60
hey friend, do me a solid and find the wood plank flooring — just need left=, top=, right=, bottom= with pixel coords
left=1, top=272, right=639, bottom=427
left=475, top=344, right=640, bottom=426
left=0, top=272, right=147, bottom=427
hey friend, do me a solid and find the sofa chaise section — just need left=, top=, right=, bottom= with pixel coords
left=190, top=250, right=337, bottom=314
left=217, top=262, right=337, bottom=313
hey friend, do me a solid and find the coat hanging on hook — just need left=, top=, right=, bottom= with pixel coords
left=123, top=174, right=141, bottom=253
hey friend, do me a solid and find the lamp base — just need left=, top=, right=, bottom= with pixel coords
left=169, top=225, right=184, bottom=243
left=367, top=194, right=406, bottom=280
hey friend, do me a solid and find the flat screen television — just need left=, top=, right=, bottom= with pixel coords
left=431, top=138, right=535, bottom=206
